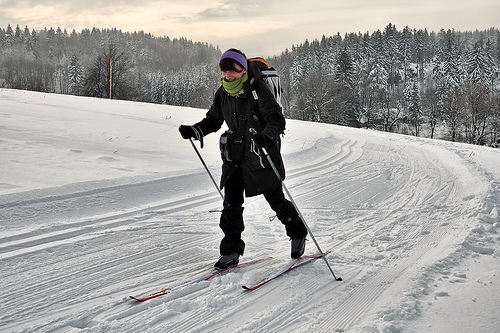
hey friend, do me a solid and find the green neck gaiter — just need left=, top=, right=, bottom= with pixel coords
left=222, top=72, right=248, bottom=96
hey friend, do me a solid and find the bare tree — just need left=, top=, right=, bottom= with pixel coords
left=296, top=72, right=337, bottom=123
left=83, top=43, right=137, bottom=100
left=422, top=87, right=442, bottom=139
left=441, top=86, right=466, bottom=142
left=463, top=82, right=491, bottom=144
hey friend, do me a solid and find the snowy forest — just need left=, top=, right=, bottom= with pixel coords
left=1, top=23, right=499, bottom=146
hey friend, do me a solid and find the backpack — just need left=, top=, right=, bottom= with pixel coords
left=248, top=57, right=283, bottom=107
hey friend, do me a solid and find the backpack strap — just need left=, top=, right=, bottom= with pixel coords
left=247, top=85, right=266, bottom=131
left=251, top=90, right=259, bottom=101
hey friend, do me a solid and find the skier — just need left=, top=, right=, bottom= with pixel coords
left=179, top=48, right=308, bottom=270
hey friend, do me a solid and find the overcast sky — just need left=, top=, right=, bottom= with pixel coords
left=1, top=0, right=499, bottom=57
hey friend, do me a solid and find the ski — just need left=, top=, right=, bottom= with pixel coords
left=242, top=251, right=331, bottom=291
left=129, top=257, right=271, bottom=301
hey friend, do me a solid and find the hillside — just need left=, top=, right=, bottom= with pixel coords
left=0, top=88, right=499, bottom=332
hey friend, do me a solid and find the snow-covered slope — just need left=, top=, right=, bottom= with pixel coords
left=1, top=88, right=499, bottom=332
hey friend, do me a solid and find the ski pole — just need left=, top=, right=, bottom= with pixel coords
left=189, top=138, right=224, bottom=200
left=249, top=128, right=342, bottom=282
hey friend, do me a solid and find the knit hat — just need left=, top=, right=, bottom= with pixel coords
left=219, top=50, right=248, bottom=71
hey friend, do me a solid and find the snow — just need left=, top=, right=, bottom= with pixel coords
left=1, top=88, right=499, bottom=333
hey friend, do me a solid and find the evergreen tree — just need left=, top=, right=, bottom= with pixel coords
left=399, top=26, right=414, bottom=83
left=465, top=41, right=495, bottom=84
left=414, top=29, right=429, bottom=79
left=432, top=29, right=464, bottom=89
left=335, top=49, right=359, bottom=125
left=68, top=54, right=84, bottom=95
left=405, top=79, right=423, bottom=136
left=4, top=24, right=14, bottom=48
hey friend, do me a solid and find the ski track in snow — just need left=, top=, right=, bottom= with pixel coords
left=1, top=90, right=499, bottom=332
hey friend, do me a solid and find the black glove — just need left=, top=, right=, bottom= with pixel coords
left=179, top=125, right=201, bottom=139
left=252, top=132, right=268, bottom=149
left=179, top=125, right=204, bottom=147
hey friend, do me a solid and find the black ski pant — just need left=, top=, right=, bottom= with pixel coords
left=219, top=166, right=308, bottom=256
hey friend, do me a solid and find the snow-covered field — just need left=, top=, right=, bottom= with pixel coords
left=1, top=88, right=499, bottom=333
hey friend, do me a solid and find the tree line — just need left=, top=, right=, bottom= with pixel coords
left=1, top=23, right=499, bottom=146
left=0, top=24, right=221, bottom=108
left=272, top=25, right=500, bottom=146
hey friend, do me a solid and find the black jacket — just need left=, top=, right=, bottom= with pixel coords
left=194, top=65, right=286, bottom=197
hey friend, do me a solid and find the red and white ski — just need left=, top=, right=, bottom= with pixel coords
left=242, top=251, right=331, bottom=291
left=129, top=257, right=271, bottom=301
